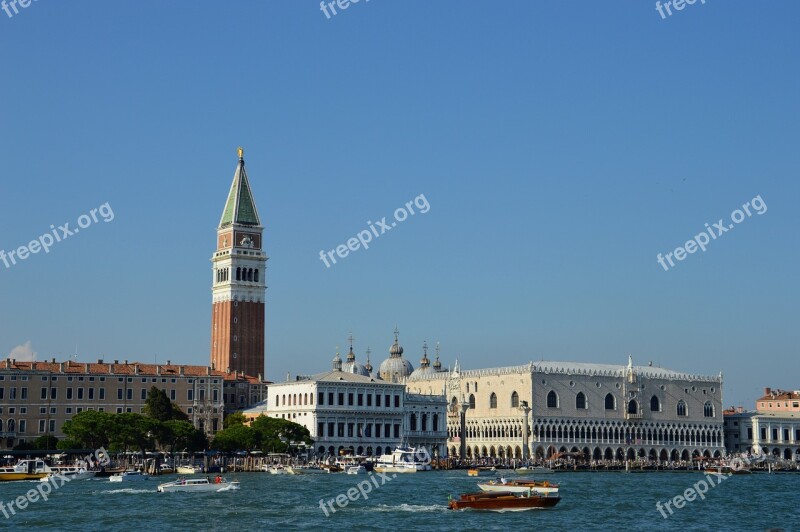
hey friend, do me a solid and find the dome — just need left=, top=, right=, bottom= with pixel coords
left=379, top=328, right=413, bottom=382
left=342, top=346, right=370, bottom=377
left=332, top=351, right=342, bottom=371
left=410, top=341, right=438, bottom=379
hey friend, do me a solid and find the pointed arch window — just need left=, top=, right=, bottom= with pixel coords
left=604, top=393, right=615, bottom=410
left=511, top=391, right=519, bottom=408
left=547, top=390, right=558, bottom=408
left=650, top=395, right=660, bottom=412
left=489, top=392, right=497, bottom=409
left=677, top=400, right=687, bottom=417
left=468, top=394, right=476, bottom=410
left=576, top=392, right=587, bottom=409
left=627, top=400, right=638, bottom=415
left=703, top=401, right=714, bottom=417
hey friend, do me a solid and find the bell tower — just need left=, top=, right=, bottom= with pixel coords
left=210, top=147, right=267, bottom=378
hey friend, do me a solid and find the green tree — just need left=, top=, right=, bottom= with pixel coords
left=112, top=413, right=157, bottom=456
left=62, top=410, right=116, bottom=449
left=32, top=434, right=60, bottom=450
left=224, top=412, right=247, bottom=428
left=210, top=424, right=254, bottom=453
left=160, top=420, right=208, bottom=454
left=143, top=386, right=173, bottom=421
left=250, top=415, right=312, bottom=453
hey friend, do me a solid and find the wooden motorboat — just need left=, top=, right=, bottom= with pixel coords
left=477, top=477, right=559, bottom=495
left=448, top=490, right=561, bottom=511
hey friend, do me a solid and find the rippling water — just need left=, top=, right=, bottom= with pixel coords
left=1, top=470, right=797, bottom=531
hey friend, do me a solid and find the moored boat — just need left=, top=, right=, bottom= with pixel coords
left=374, top=446, right=430, bottom=473
left=346, top=465, right=366, bottom=475
left=176, top=465, right=202, bottom=475
left=109, top=470, right=150, bottom=482
left=477, top=477, right=559, bottom=496
left=448, top=490, right=561, bottom=511
left=0, top=459, right=52, bottom=482
left=157, top=476, right=240, bottom=493
left=41, top=468, right=96, bottom=482
left=286, top=465, right=329, bottom=475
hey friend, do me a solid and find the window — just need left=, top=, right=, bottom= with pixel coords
left=188, top=389, right=194, bottom=401
left=99, top=388, right=105, bottom=400
left=576, top=392, right=586, bottom=409
left=19, top=420, right=25, bottom=433
left=50, top=388, right=57, bottom=400
left=604, top=393, right=615, bottom=410
left=328, top=392, right=334, bottom=405
left=338, top=393, right=345, bottom=406
left=127, top=388, right=133, bottom=400
left=49, top=420, right=56, bottom=432
left=677, top=400, right=687, bottom=417
left=66, top=388, right=73, bottom=400
left=318, top=422, right=325, bottom=437
left=367, top=394, right=372, bottom=407
left=627, top=400, right=638, bottom=415
left=38, top=420, right=46, bottom=433
left=318, top=392, right=324, bottom=405
left=703, top=401, right=714, bottom=417
left=348, top=393, right=354, bottom=406
left=171, top=390, right=177, bottom=401
left=117, top=389, right=123, bottom=400
left=650, top=395, right=660, bottom=412
left=376, top=394, right=381, bottom=407
left=141, top=389, right=147, bottom=400
left=468, top=394, right=476, bottom=410
left=547, top=391, right=558, bottom=408
left=394, top=395, right=400, bottom=408
left=39, top=407, right=46, bottom=414
left=385, top=394, right=390, bottom=407
left=77, top=388, right=83, bottom=400
left=489, top=392, right=497, bottom=409
left=358, top=393, right=363, bottom=406
left=511, top=391, right=519, bottom=408
left=21, top=388, right=27, bottom=399
left=41, top=387, right=47, bottom=400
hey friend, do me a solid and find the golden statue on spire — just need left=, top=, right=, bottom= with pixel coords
left=237, top=146, right=244, bottom=159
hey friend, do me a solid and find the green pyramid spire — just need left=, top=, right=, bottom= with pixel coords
left=219, top=148, right=261, bottom=228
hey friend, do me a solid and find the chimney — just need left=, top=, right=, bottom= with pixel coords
left=167, top=360, right=171, bottom=366
left=4, top=359, right=9, bottom=369
left=97, top=358, right=103, bottom=364
left=124, top=359, right=128, bottom=365
left=179, top=366, right=185, bottom=376
left=156, top=365, right=161, bottom=376
left=51, top=358, right=55, bottom=363
left=206, top=366, right=211, bottom=376
left=134, top=364, right=139, bottom=375
left=84, top=363, right=89, bottom=373
left=737, top=406, right=743, bottom=413
left=226, top=367, right=231, bottom=375
left=32, top=361, right=37, bottom=370
left=109, top=363, right=114, bottom=374
left=114, top=360, right=119, bottom=364
left=765, top=387, right=772, bottom=396
left=59, top=362, right=65, bottom=373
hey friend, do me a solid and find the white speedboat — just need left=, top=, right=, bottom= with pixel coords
left=157, top=477, right=240, bottom=493
left=42, top=468, right=96, bottom=482
left=109, top=470, right=150, bottom=482
left=286, top=465, right=328, bottom=475
left=266, top=465, right=288, bottom=475
left=374, top=446, right=430, bottom=473
left=516, top=466, right=553, bottom=474
left=176, top=465, right=202, bottom=475
left=346, top=465, right=366, bottom=475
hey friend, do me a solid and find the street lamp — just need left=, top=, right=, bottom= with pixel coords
left=519, top=400, right=531, bottom=464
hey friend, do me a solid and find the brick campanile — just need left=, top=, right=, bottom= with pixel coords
left=210, top=148, right=267, bottom=379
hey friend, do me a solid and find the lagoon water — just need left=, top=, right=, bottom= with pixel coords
left=1, top=470, right=797, bottom=531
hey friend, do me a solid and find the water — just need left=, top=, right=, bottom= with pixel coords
left=0, top=471, right=797, bottom=531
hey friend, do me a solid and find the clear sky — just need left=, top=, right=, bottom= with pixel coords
left=0, top=1, right=797, bottom=408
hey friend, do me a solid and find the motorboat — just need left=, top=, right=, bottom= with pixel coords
left=516, top=466, right=553, bottom=474
left=477, top=478, right=559, bottom=496
left=346, top=465, right=366, bottom=475
left=176, top=465, right=202, bottom=475
left=0, top=459, right=52, bottom=482
left=109, top=470, right=150, bottom=482
left=374, top=446, right=430, bottom=473
left=286, top=465, right=329, bottom=475
left=448, top=490, right=561, bottom=511
left=41, top=468, right=96, bottom=482
left=157, top=476, right=240, bottom=493
left=265, top=465, right=288, bottom=475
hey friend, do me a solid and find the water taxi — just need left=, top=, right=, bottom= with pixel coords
left=176, top=465, right=202, bottom=475
left=0, top=459, right=52, bottom=482
left=346, top=465, right=366, bottom=475
left=448, top=490, right=561, bottom=511
left=41, top=468, right=96, bottom=482
left=157, top=476, right=240, bottom=493
left=286, top=465, right=329, bottom=475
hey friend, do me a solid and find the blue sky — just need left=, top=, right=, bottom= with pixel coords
left=0, top=1, right=797, bottom=408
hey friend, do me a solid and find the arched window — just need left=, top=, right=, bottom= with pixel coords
left=627, top=400, right=638, bottom=415
left=650, top=395, right=660, bottom=412
left=450, top=396, right=458, bottom=413
left=7, top=419, right=15, bottom=432
left=468, top=394, right=476, bottom=410
left=511, top=391, right=519, bottom=408
left=236, top=267, right=241, bottom=281
left=433, top=414, right=438, bottom=431
left=605, top=393, right=615, bottom=410
left=576, top=392, right=586, bottom=409
left=248, top=269, right=253, bottom=282
left=421, top=413, right=427, bottom=431
left=254, top=269, right=259, bottom=282
left=475, top=382, right=478, bottom=392
left=410, top=413, right=417, bottom=431
left=547, top=391, right=558, bottom=408
left=466, top=383, right=470, bottom=393
left=677, top=400, right=687, bottom=417
left=704, top=401, right=714, bottom=417
left=489, top=393, right=497, bottom=409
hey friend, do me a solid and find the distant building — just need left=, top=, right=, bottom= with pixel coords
left=243, top=334, right=448, bottom=458
left=407, top=356, right=725, bottom=462
left=0, top=359, right=229, bottom=449
left=210, top=148, right=268, bottom=379
left=722, top=388, right=800, bottom=461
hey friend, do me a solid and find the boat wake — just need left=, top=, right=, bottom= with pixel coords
left=374, top=503, right=447, bottom=513
left=103, top=488, right=155, bottom=494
